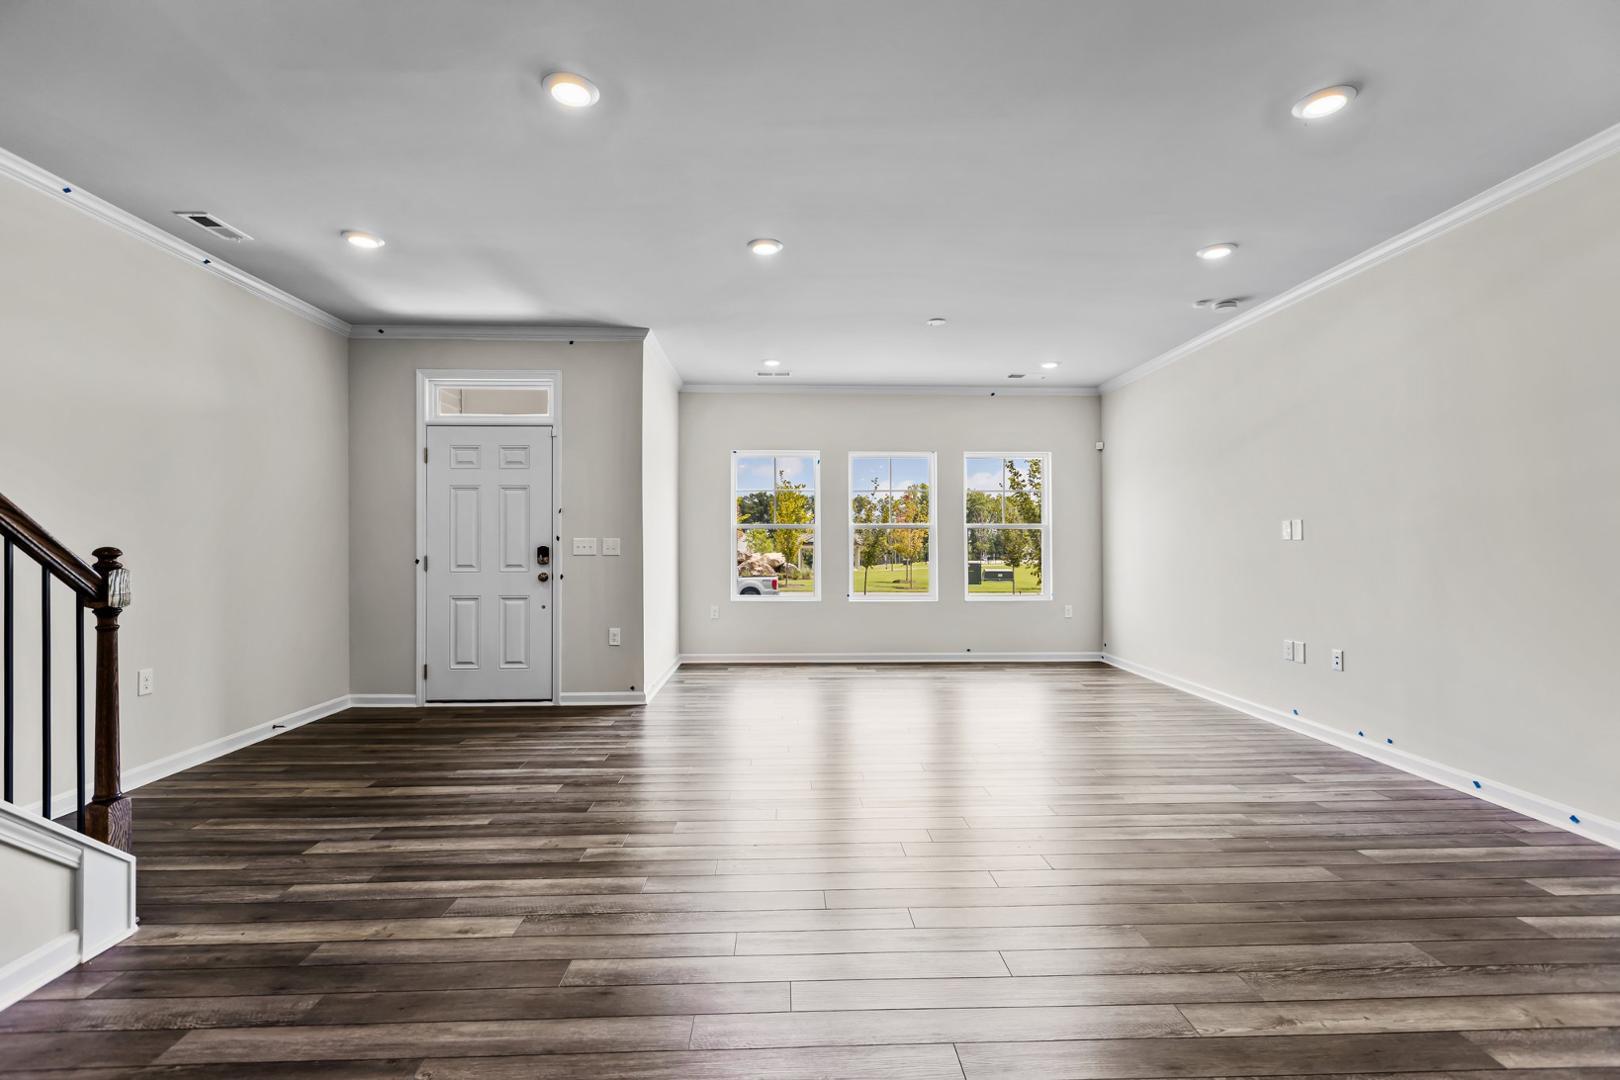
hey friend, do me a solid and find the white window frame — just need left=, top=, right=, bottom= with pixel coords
left=847, top=451, right=937, bottom=603
left=422, top=373, right=558, bottom=426
left=963, top=451, right=1053, bottom=602
left=731, top=450, right=822, bottom=603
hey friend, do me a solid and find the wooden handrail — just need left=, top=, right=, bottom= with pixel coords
left=0, top=491, right=102, bottom=599
left=0, top=490, right=130, bottom=852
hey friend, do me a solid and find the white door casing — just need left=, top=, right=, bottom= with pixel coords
left=425, top=425, right=554, bottom=701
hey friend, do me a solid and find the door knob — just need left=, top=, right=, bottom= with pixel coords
left=537, top=571, right=550, bottom=583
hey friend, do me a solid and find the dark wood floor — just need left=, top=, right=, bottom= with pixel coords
left=4, top=662, right=1619, bottom=1078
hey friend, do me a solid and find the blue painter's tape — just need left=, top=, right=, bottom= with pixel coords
left=1472, top=780, right=1482, bottom=789
left=1291, top=708, right=1299, bottom=716
left=1385, top=738, right=1394, bottom=744
left=1356, top=730, right=1365, bottom=737
left=62, top=186, right=72, bottom=193
left=1571, top=814, right=1581, bottom=824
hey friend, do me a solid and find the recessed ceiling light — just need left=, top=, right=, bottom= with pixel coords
left=1195, top=242, right=1238, bottom=261
left=543, top=72, right=600, bottom=108
left=748, top=238, right=784, bottom=256
left=1291, top=84, right=1356, bottom=120
left=925, top=317, right=947, bottom=327
left=1040, top=361, right=1060, bottom=369
left=342, top=230, right=385, bottom=250
left=762, top=359, right=781, bottom=367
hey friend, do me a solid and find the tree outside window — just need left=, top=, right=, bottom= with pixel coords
left=965, top=453, right=1050, bottom=599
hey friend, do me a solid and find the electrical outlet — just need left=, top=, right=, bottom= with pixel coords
left=1280, top=519, right=1293, bottom=541
left=1291, top=519, right=1303, bottom=540
left=1282, top=639, right=1294, bottom=662
left=1063, top=604, right=1073, bottom=619
left=1294, top=641, right=1306, bottom=664
left=608, top=627, right=621, bottom=647
left=709, top=604, right=720, bottom=620
left=1332, top=648, right=1344, bottom=672
left=601, top=537, right=621, bottom=556
left=137, top=668, right=154, bottom=696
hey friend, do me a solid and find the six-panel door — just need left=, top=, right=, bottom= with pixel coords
left=426, top=426, right=553, bottom=701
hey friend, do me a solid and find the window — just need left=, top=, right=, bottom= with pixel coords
left=849, top=453, right=935, bottom=600
left=964, top=453, right=1051, bottom=600
left=733, top=452, right=819, bottom=600
left=426, top=376, right=555, bottom=424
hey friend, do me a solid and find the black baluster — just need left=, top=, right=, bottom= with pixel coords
left=41, top=564, right=50, bottom=821
left=76, top=603, right=86, bottom=834
left=3, top=536, right=12, bottom=803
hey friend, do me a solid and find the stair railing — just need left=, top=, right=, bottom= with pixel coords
left=0, top=490, right=131, bottom=851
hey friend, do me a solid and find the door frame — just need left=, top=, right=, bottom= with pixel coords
left=415, top=369, right=562, bottom=706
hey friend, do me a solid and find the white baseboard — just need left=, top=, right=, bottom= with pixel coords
left=1102, top=653, right=1620, bottom=851
left=679, top=651, right=1104, bottom=665
left=558, top=690, right=647, bottom=706
left=121, top=694, right=352, bottom=794
left=346, top=693, right=418, bottom=708
left=644, top=656, right=683, bottom=702
left=0, top=933, right=82, bottom=1012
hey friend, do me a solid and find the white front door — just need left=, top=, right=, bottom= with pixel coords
left=425, top=425, right=553, bottom=701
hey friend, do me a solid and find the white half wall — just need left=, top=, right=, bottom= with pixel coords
left=1101, top=147, right=1620, bottom=828
left=680, top=391, right=1102, bottom=659
left=642, top=334, right=681, bottom=695
left=0, top=166, right=351, bottom=806
left=347, top=337, right=650, bottom=696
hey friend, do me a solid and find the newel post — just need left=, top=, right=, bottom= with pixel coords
left=84, top=546, right=132, bottom=852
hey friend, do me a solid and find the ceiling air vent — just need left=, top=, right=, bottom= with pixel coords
left=173, top=211, right=251, bottom=242
left=755, top=370, right=791, bottom=377
left=1006, top=373, right=1026, bottom=379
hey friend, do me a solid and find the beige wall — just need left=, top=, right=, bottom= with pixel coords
left=347, top=338, right=648, bottom=696
left=680, top=391, right=1102, bottom=658
left=1101, top=151, right=1620, bottom=823
left=0, top=175, right=350, bottom=801
left=641, top=335, right=681, bottom=689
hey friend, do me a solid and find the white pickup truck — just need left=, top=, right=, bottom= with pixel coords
left=736, top=575, right=780, bottom=596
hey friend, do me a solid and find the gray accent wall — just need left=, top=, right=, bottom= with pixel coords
left=346, top=338, right=649, bottom=697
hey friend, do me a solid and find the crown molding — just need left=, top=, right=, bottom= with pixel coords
left=1101, top=118, right=1620, bottom=395
left=0, top=146, right=352, bottom=336
left=351, top=324, right=649, bottom=342
left=682, top=382, right=1099, bottom=397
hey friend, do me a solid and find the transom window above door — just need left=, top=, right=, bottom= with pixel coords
left=733, top=452, right=820, bottom=601
left=425, top=375, right=556, bottom=424
left=849, top=452, right=936, bottom=600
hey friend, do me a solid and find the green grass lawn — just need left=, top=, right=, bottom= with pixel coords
left=967, top=563, right=1044, bottom=595
left=852, top=564, right=930, bottom=594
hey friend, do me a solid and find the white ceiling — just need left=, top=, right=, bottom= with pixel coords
left=3, top=1, right=1619, bottom=386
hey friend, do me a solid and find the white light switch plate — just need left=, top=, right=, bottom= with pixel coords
left=1282, top=640, right=1294, bottom=662
left=1063, top=604, right=1073, bottom=619
left=710, top=604, right=720, bottom=620
left=1280, top=519, right=1293, bottom=541
left=1294, top=641, right=1306, bottom=664
left=601, top=537, right=621, bottom=556
left=137, top=668, right=154, bottom=696
left=608, top=627, right=621, bottom=646
left=1291, top=519, right=1303, bottom=540
left=572, top=537, right=598, bottom=556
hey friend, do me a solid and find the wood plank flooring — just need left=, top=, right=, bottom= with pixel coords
left=5, top=662, right=1619, bottom=1078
